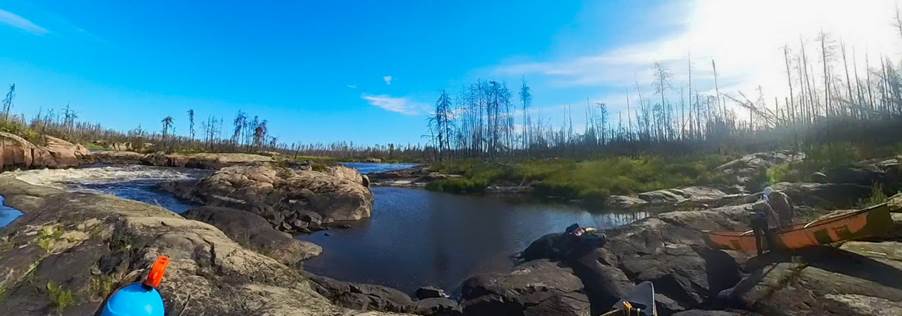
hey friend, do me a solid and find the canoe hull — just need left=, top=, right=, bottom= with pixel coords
left=707, top=204, right=893, bottom=253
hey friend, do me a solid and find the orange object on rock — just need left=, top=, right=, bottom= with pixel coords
left=143, top=256, right=170, bottom=288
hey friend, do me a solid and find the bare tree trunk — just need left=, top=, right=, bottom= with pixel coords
left=841, top=42, right=854, bottom=116
left=784, top=46, right=795, bottom=123
left=820, top=31, right=831, bottom=117
left=712, top=60, right=723, bottom=119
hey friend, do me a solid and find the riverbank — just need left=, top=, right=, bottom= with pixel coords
left=1, top=153, right=901, bottom=315
left=3, top=127, right=902, bottom=315
left=457, top=192, right=902, bottom=315
left=380, top=142, right=902, bottom=212
left=0, top=176, right=404, bottom=315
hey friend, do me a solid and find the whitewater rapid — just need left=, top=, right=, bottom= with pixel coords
left=6, top=165, right=210, bottom=189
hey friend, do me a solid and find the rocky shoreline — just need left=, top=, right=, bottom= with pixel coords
left=2, top=143, right=902, bottom=315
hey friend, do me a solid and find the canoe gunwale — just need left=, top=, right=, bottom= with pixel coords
left=705, top=202, right=892, bottom=252
left=707, top=203, right=886, bottom=237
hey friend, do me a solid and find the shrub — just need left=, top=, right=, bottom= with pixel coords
left=766, top=163, right=795, bottom=184
left=37, top=226, right=63, bottom=253
left=426, top=178, right=487, bottom=193
left=859, top=183, right=888, bottom=208
left=90, top=275, right=117, bottom=301
left=46, top=281, right=74, bottom=314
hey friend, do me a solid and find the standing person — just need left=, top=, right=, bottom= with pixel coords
left=766, top=188, right=795, bottom=228
left=750, top=187, right=794, bottom=255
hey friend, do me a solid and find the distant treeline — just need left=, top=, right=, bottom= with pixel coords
left=424, top=21, right=902, bottom=161
left=0, top=86, right=428, bottom=161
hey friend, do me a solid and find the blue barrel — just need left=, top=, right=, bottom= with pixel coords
left=100, top=283, right=165, bottom=316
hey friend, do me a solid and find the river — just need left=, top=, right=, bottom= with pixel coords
left=0, top=163, right=647, bottom=296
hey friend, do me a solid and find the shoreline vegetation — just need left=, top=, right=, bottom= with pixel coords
left=422, top=141, right=902, bottom=200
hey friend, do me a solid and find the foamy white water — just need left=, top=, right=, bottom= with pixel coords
left=7, top=165, right=210, bottom=189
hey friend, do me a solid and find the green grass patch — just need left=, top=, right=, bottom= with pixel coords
left=858, top=183, right=889, bottom=208
left=46, top=281, right=74, bottom=314
left=428, top=154, right=733, bottom=203
left=36, top=226, right=63, bottom=253
left=82, top=142, right=107, bottom=151
left=89, top=275, right=117, bottom=301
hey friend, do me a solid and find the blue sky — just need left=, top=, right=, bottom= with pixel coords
left=1, top=1, right=899, bottom=145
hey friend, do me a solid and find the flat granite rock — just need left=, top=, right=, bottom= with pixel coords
left=0, top=176, right=399, bottom=316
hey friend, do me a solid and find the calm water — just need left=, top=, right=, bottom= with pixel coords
left=299, top=171, right=647, bottom=295
left=0, top=196, right=24, bottom=228
left=3, top=163, right=647, bottom=296
left=341, top=162, right=419, bottom=174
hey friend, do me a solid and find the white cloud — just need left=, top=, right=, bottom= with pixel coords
left=383, top=75, right=393, bottom=85
left=0, top=9, right=48, bottom=35
left=495, top=0, right=902, bottom=100
left=362, top=94, right=423, bottom=115
left=346, top=84, right=358, bottom=89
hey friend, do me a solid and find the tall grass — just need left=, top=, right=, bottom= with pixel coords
left=428, top=154, right=732, bottom=203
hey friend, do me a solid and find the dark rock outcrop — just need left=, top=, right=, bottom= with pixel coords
left=415, top=286, right=449, bottom=299
left=506, top=193, right=902, bottom=315
left=183, top=206, right=322, bottom=265
left=459, top=259, right=592, bottom=316
left=771, top=182, right=872, bottom=209
left=504, top=204, right=755, bottom=314
left=0, top=176, right=394, bottom=315
left=161, top=164, right=373, bottom=234
left=415, top=298, right=462, bottom=316
left=723, top=241, right=902, bottom=316
left=306, top=273, right=416, bottom=313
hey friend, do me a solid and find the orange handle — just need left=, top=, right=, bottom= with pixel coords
left=143, top=256, right=170, bottom=288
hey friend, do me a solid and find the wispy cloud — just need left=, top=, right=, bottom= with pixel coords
left=346, top=84, right=358, bottom=89
left=362, top=94, right=423, bottom=115
left=383, top=75, right=393, bottom=85
left=0, top=9, right=48, bottom=35
left=493, top=0, right=902, bottom=99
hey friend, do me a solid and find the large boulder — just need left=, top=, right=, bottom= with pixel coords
left=771, top=182, right=872, bottom=209
left=511, top=204, right=753, bottom=314
left=305, top=273, right=415, bottom=314
left=161, top=164, right=373, bottom=233
left=716, top=151, right=805, bottom=193
left=42, top=135, right=88, bottom=168
left=328, top=165, right=369, bottom=187
left=589, top=208, right=747, bottom=314
left=459, top=259, right=592, bottom=316
left=182, top=206, right=322, bottom=265
left=414, top=298, right=462, bottom=316
left=724, top=242, right=902, bottom=316
left=0, top=176, right=396, bottom=315
left=0, top=132, right=86, bottom=170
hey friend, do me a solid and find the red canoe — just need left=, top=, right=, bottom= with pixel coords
left=707, top=203, right=893, bottom=254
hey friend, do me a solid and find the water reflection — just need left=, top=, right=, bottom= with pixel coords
left=299, top=186, right=646, bottom=295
